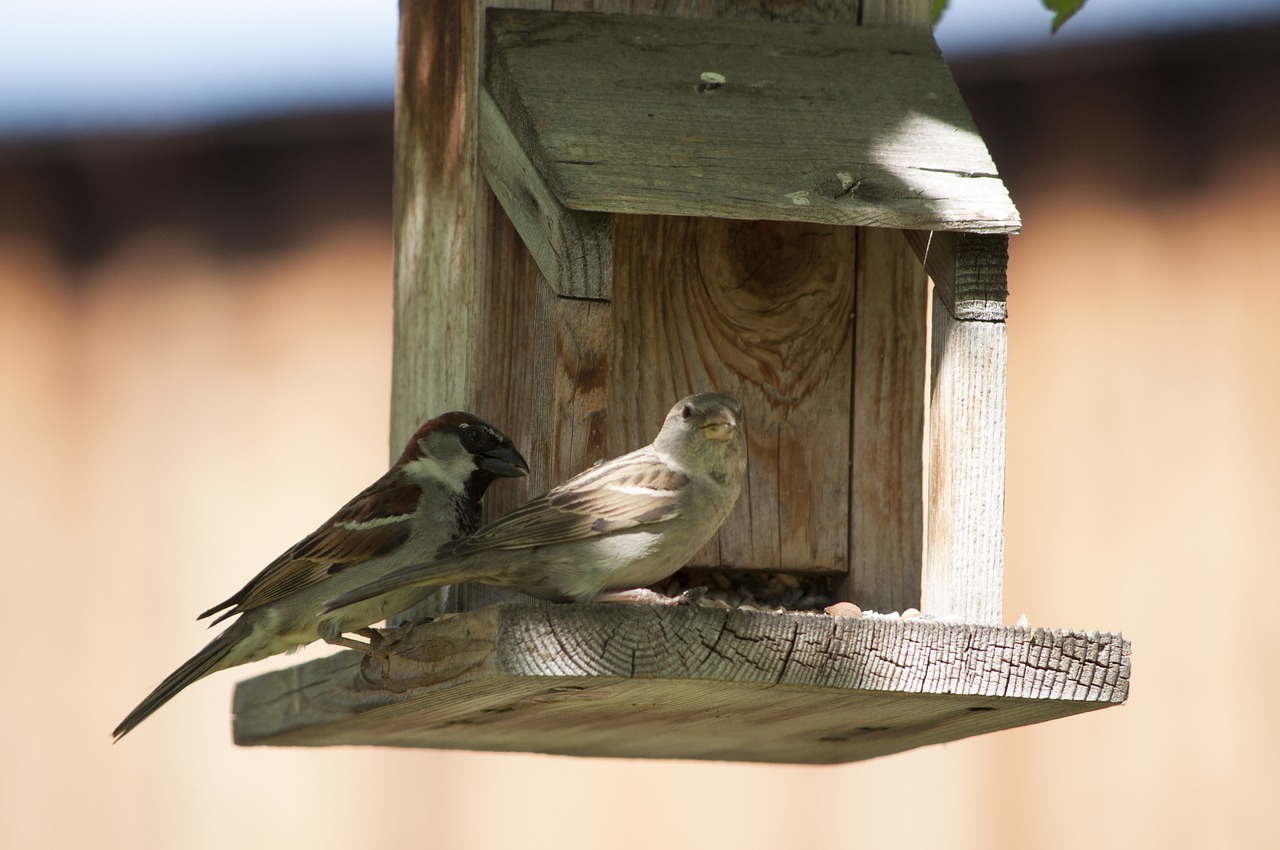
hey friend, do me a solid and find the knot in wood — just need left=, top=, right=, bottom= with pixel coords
left=692, top=219, right=853, bottom=397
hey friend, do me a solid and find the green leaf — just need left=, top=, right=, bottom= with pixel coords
left=932, top=1, right=1086, bottom=34
left=1041, top=0, right=1088, bottom=33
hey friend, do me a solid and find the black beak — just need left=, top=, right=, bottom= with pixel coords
left=478, top=443, right=530, bottom=478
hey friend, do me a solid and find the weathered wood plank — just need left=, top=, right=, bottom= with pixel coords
left=485, top=9, right=1018, bottom=232
left=478, top=89, right=613, bottom=299
left=529, top=288, right=612, bottom=489
left=847, top=226, right=928, bottom=613
left=610, top=215, right=856, bottom=573
left=838, top=0, right=932, bottom=614
left=926, top=289, right=1007, bottom=623
left=232, top=604, right=1129, bottom=763
left=390, top=0, right=483, bottom=450
left=919, top=232, right=1008, bottom=623
left=903, top=229, right=956, bottom=312
left=903, top=230, right=1009, bottom=321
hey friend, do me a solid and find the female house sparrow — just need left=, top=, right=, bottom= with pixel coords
left=112, top=413, right=528, bottom=741
left=325, top=393, right=745, bottom=612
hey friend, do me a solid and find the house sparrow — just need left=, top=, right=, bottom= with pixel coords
left=324, top=393, right=745, bottom=613
left=112, top=412, right=528, bottom=741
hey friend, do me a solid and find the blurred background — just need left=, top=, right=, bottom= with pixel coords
left=3, top=1, right=1278, bottom=848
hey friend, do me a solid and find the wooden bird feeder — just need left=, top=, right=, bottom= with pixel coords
left=232, top=0, right=1129, bottom=763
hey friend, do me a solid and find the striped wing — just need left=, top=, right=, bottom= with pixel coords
left=198, top=472, right=420, bottom=624
left=446, top=448, right=686, bottom=555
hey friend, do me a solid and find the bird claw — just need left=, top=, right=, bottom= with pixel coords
left=354, top=630, right=404, bottom=686
left=589, top=585, right=708, bottom=606
left=373, top=618, right=432, bottom=647
left=352, top=621, right=439, bottom=688
left=320, top=628, right=382, bottom=654
left=673, top=585, right=707, bottom=606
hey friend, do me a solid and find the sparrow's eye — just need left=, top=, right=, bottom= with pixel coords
left=681, top=404, right=694, bottom=420
left=460, top=427, right=483, bottom=450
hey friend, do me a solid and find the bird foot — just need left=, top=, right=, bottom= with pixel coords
left=322, top=620, right=430, bottom=654
left=317, top=629, right=394, bottom=684
left=590, top=586, right=707, bottom=606
left=345, top=624, right=434, bottom=688
left=320, top=628, right=382, bottom=654
left=374, top=617, right=435, bottom=645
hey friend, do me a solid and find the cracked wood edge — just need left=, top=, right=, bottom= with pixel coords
left=232, top=604, right=1130, bottom=752
left=903, top=231, right=1009, bottom=321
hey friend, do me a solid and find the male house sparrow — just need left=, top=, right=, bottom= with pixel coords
left=325, top=393, right=745, bottom=613
left=112, top=413, right=527, bottom=741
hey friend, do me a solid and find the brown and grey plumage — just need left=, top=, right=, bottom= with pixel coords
left=112, top=413, right=527, bottom=741
left=325, top=393, right=746, bottom=612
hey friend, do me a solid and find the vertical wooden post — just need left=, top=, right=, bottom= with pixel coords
left=925, top=233, right=1009, bottom=623
left=391, top=1, right=544, bottom=617
left=390, top=0, right=484, bottom=450
left=391, top=0, right=555, bottom=455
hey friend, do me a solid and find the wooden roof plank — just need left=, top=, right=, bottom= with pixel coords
left=485, top=9, right=1021, bottom=233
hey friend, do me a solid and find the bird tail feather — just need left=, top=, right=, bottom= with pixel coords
left=112, top=623, right=243, bottom=742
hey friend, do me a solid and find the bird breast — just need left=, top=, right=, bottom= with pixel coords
left=545, top=530, right=668, bottom=600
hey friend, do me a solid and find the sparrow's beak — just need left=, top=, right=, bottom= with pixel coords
left=700, top=407, right=738, bottom=442
left=478, top=443, right=530, bottom=478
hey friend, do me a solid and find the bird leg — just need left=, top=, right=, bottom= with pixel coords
left=320, top=628, right=382, bottom=653
left=590, top=586, right=707, bottom=606
left=322, top=621, right=429, bottom=654
left=321, top=625, right=433, bottom=687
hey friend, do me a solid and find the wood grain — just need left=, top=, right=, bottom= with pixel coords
left=903, top=230, right=1009, bottom=321
left=478, top=89, right=613, bottom=299
left=485, top=8, right=1017, bottom=232
left=529, top=288, right=613, bottom=489
left=952, top=233, right=1011, bottom=320
left=232, top=603, right=1129, bottom=763
left=610, top=215, right=856, bottom=573
left=391, top=0, right=567, bottom=450
left=390, top=0, right=481, bottom=451
left=848, top=226, right=928, bottom=613
left=926, top=289, right=1007, bottom=623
